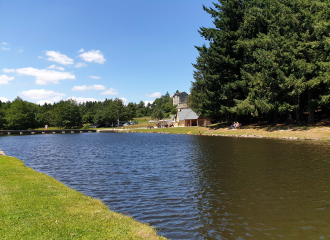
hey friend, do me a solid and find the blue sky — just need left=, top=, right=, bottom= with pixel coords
left=0, top=0, right=214, bottom=105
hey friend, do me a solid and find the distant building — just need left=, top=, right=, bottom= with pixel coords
left=173, top=92, right=189, bottom=109
left=176, top=108, right=212, bottom=127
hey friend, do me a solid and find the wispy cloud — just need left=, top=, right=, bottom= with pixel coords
left=16, top=67, right=76, bottom=85
left=0, top=75, right=14, bottom=85
left=89, top=76, right=101, bottom=79
left=47, top=65, right=65, bottom=71
left=78, top=50, right=106, bottom=64
left=2, top=47, right=9, bottom=50
left=101, top=88, right=118, bottom=95
left=2, top=68, right=15, bottom=73
left=1, top=42, right=8, bottom=45
left=78, top=48, right=84, bottom=53
left=72, top=85, right=106, bottom=91
left=45, top=50, right=74, bottom=65
left=74, top=62, right=87, bottom=68
left=145, top=92, right=161, bottom=98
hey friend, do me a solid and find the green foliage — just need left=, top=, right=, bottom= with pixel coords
left=153, top=108, right=164, bottom=120
left=5, top=97, right=38, bottom=130
left=0, top=92, right=175, bottom=130
left=82, top=124, right=90, bottom=129
left=191, top=0, right=330, bottom=124
left=171, top=108, right=177, bottom=115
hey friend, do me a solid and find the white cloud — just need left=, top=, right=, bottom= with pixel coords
left=47, top=65, right=65, bottom=71
left=144, top=101, right=154, bottom=106
left=18, top=49, right=23, bottom=53
left=2, top=68, right=15, bottom=73
left=78, top=48, right=84, bottom=53
left=119, top=98, right=128, bottom=105
left=51, top=95, right=64, bottom=101
left=1, top=42, right=8, bottom=45
left=78, top=50, right=106, bottom=64
left=38, top=56, right=44, bottom=59
left=16, top=67, right=76, bottom=85
left=2, top=47, right=9, bottom=50
left=89, top=76, right=101, bottom=79
left=0, top=97, right=10, bottom=102
left=0, top=75, right=14, bottom=85
left=145, top=92, right=161, bottom=98
left=74, top=62, right=87, bottom=68
left=100, top=88, right=118, bottom=95
left=68, top=96, right=98, bottom=103
left=45, top=50, right=74, bottom=65
left=72, top=85, right=106, bottom=91
left=19, top=89, right=66, bottom=100
left=36, top=100, right=54, bottom=105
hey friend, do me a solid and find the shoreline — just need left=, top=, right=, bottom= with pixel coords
left=1, top=125, right=329, bottom=142
left=106, top=126, right=330, bottom=142
left=0, top=152, right=166, bottom=239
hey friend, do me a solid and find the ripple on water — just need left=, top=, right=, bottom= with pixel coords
left=2, top=133, right=330, bottom=239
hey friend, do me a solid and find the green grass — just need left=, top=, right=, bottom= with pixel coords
left=129, top=126, right=208, bottom=135
left=132, top=117, right=152, bottom=124
left=0, top=156, right=166, bottom=240
left=32, top=127, right=65, bottom=130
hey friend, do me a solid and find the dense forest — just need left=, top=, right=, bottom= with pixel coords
left=0, top=92, right=176, bottom=130
left=190, top=0, right=330, bottom=124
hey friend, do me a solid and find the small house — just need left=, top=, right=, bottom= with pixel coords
left=176, top=108, right=211, bottom=127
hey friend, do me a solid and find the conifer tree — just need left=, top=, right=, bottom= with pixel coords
left=191, top=0, right=246, bottom=120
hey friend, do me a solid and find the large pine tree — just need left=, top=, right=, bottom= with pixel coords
left=191, top=0, right=246, bottom=120
left=191, top=0, right=330, bottom=124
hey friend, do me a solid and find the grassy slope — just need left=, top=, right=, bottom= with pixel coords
left=0, top=156, right=166, bottom=240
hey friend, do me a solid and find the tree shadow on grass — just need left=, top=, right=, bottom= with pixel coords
left=207, top=121, right=330, bottom=132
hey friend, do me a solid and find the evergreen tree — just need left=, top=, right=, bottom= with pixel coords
left=191, top=0, right=246, bottom=121
left=239, top=0, right=330, bottom=123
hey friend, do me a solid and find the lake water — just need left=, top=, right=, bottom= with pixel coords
left=1, top=132, right=330, bottom=239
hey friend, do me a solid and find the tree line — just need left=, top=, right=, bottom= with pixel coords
left=190, top=0, right=330, bottom=124
left=0, top=92, right=177, bottom=130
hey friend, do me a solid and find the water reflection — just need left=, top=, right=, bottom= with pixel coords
left=1, top=133, right=330, bottom=239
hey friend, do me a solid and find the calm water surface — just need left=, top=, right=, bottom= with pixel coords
left=1, top=132, right=330, bottom=239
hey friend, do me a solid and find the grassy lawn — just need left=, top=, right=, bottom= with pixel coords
left=0, top=156, right=166, bottom=240
left=129, top=126, right=207, bottom=135
left=133, top=117, right=152, bottom=124
left=126, top=123, right=330, bottom=140
left=32, top=127, right=66, bottom=130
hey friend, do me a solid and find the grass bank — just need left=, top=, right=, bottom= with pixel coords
left=0, top=155, right=166, bottom=239
left=127, top=123, right=330, bottom=141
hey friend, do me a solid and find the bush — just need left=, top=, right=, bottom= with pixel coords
left=82, top=124, right=90, bottom=129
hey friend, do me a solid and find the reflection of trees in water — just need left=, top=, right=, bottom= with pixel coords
left=188, top=137, right=330, bottom=239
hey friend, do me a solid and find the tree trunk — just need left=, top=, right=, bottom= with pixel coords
left=295, top=95, right=301, bottom=124
left=308, top=90, right=315, bottom=124
left=288, top=112, right=293, bottom=124
left=274, top=111, right=279, bottom=124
